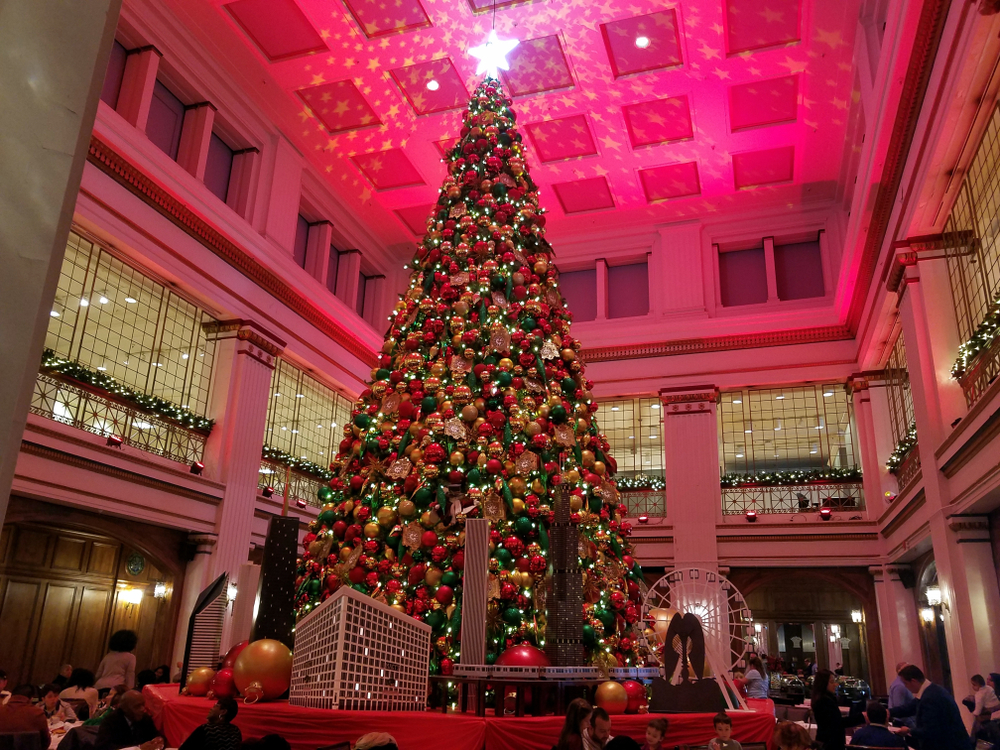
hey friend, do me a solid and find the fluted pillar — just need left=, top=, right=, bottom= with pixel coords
left=171, top=533, right=218, bottom=673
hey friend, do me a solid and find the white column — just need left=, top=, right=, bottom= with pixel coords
left=305, top=221, right=333, bottom=284
left=0, top=0, right=123, bottom=528
left=336, top=250, right=362, bottom=307
left=177, top=102, right=216, bottom=181
left=202, top=321, right=285, bottom=651
left=262, top=136, right=303, bottom=254
left=849, top=377, right=886, bottom=516
left=228, top=148, right=261, bottom=221
left=659, top=386, right=720, bottom=570
left=871, top=564, right=922, bottom=687
left=595, top=258, right=609, bottom=320
left=116, top=46, right=161, bottom=131
left=171, top=533, right=218, bottom=673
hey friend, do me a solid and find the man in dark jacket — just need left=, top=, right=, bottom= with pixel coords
left=0, top=684, right=49, bottom=748
left=94, top=691, right=163, bottom=750
left=850, top=701, right=905, bottom=747
left=898, top=665, right=973, bottom=750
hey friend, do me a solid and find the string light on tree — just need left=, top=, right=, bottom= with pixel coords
left=468, top=30, right=519, bottom=78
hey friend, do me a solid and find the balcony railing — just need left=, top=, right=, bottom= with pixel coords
left=721, top=481, right=865, bottom=516
left=895, top=446, right=922, bottom=492
left=30, top=372, right=206, bottom=465
left=258, top=458, right=326, bottom=508
left=620, top=490, right=666, bottom=517
left=957, top=336, right=1000, bottom=407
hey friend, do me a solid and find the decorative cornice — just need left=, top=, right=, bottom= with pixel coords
left=582, top=326, right=853, bottom=363
left=659, top=386, right=719, bottom=415
left=719, top=533, right=880, bottom=543
left=947, top=516, right=989, bottom=533
left=86, top=135, right=379, bottom=368
left=846, top=0, right=950, bottom=330
left=846, top=374, right=870, bottom=393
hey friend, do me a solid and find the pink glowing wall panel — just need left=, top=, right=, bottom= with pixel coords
left=526, top=115, right=597, bottom=162
left=395, top=205, right=434, bottom=236
left=601, top=10, right=683, bottom=78
left=225, top=0, right=327, bottom=61
left=639, top=162, right=701, bottom=203
left=607, top=263, right=649, bottom=318
left=623, top=96, right=693, bottom=148
left=352, top=149, right=425, bottom=189
left=297, top=80, right=381, bottom=133
left=732, top=146, right=795, bottom=189
left=552, top=177, right=615, bottom=213
left=500, top=36, right=574, bottom=97
left=729, top=75, right=799, bottom=131
left=391, top=59, right=469, bottom=115
left=725, top=0, right=802, bottom=54
left=342, top=0, right=431, bottom=38
left=557, top=268, right=597, bottom=322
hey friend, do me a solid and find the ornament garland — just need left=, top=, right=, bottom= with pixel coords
left=615, top=474, right=666, bottom=491
left=885, top=423, right=918, bottom=473
left=293, top=77, right=645, bottom=673
left=40, top=349, right=213, bottom=433
left=721, top=467, right=863, bottom=487
left=261, top=446, right=334, bottom=481
left=951, top=293, right=1000, bottom=379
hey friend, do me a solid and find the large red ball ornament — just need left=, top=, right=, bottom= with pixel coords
left=222, top=641, right=249, bottom=669
left=595, top=681, right=628, bottom=715
left=622, top=680, right=647, bottom=714
left=233, top=639, right=293, bottom=703
left=209, top=668, right=237, bottom=699
left=495, top=642, right=550, bottom=667
left=422, top=530, right=439, bottom=548
left=435, top=585, right=453, bottom=605
left=186, top=667, right=215, bottom=696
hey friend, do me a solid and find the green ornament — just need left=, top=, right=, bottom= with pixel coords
left=515, top=516, right=533, bottom=535
left=589, top=495, right=603, bottom=513
left=491, top=183, right=508, bottom=199
left=521, top=317, right=536, bottom=331
left=561, top=377, right=577, bottom=394
left=441, top=571, right=460, bottom=587
left=495, top=547, right=513, bottom=567
left=502, top=607, right=522, bottom=625
left=376, top=368, right=391, bottom=380
left=425, top=610, right=446, bottom=631
left=583, top=624, right=597, bottom=648
left=596, top=608, right=615, bottom=633
left=466, top=468, right=482, bottom=485
left=497, top=371, right=513, bottom=387
left=421, top=396, right=437, bottom=412
left=550, top=404, right=567, bottom=424
left=317, top=486, right=334, bottom=503
left=317, top=509, right=336, bottom=527
left=491, top=275, right=506, bottom=290
left=486, top=652, right=498, bottom=665
left=307, top=579, right=321, bottom=597
left=354, top=413, right=370, bottom=429
left=413, top=487, right=433, bottom=505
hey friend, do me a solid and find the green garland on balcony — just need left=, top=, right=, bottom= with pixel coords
left=261, top=445, right=334, bottom=481
left=41, top=349, right=214, bottom=433
left=952, top=293, right=1000, bottom=378
left=720, top=467, right=863, bottom=487
left=616, top=474, right=666, bottom=491
left=886, top=423, right=918, bottom=473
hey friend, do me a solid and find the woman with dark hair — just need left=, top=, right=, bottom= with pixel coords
left=95, top=629, right=138, bottom=690
left=59, top=668, right=99, bottom=718
left=555, top=698, right=592, bottom=750
left=152, top=665, right=171, bottom=684
left=744, top=656, right=768, bottom=699
left=811, top=669, right=849, bottom=750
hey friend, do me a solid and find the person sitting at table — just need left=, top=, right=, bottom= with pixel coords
left=850, top=700, right=905, bottom=747
left=60, top=668, right=99, bottom=720
left=772, top=721, right=815, bottom=750
left=179, top=697, right=241, bottom=750
left=0, top=684, right=50, bottom=748
left=152, top=666, right=171, bottom=685
left=353, top=733, right=398, bottom=750
left=82, top=685, right=127, bottom=727
left=93, top=691, right=162, bottom=750
left=52, top=665, right=73, bottom=691
left=584, top=706, right=613, bottom=750
left=41, top=684, right=78, bottom=723
left=744, top=657, right=769, bottom=699
left=0, top=669, right=10, bottom=705
left=555, top=698, right=593, bottom=750
left=811, top=669, right=859, bottom=750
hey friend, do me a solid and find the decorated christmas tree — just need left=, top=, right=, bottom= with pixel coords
left=294, top=73, right=646, bottom=675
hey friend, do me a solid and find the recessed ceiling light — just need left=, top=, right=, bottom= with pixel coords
left=635, top=36, right=650, bottom=49
left=79, top=298, right=89, bottom=307
left=732, top=399, right=742, bottom=404
left=296, top=393, right=304, bottom=398
left=274, top=393, right=281, bottom=397
left=182, top=353, right=189, bottom=359
left=97, top=366, right=107, bottom=371
left=823, top=391, right=834, bottom=397
left=125, top=297, right=137, bottom=304
left=650, top=404, right=660, bottom=410
left=98, top=296, right=109, bottom=304
left=810, top=449, right=818, bottom=454
left=628, top=435, right=635, bottom=439
left=745, top=429, right=752, bottom=434
left=736, top=453, right=744, bottom=458
left=775, top=395, right=785, bottom=400
left=649, top=435, right=657, bottom=439
left=426, top=79, right=440, bottom=91
left=774, top=425, right=781, bottom=431
left=50, top=310, right=60, bottom=317
left=611, top=406, right=620, bottom=411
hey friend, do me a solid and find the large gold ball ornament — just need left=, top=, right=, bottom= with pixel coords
left=425, top=567, right=443, bottom=586
left=512, top=498, right=525, bottom=514
left=186, top=667, right=215, bottom=696
left=499, top=358, right=514, bottom=370
left=565, top=469, right=581, bottom=484
left=561, top=348, right=577, bottom=361
left=450, top=451, right=465, bottom=466
left=569, top=495, right=584, bottom=511
left=525, top=421, right=542, bottom=437
left=534, top=259, right=549, bottom=275
left=581, top=450, right=596, bottom=467
left=377, top=507, right=397, bottom=527
left=594, top=681, right=628, bottom=715
left=364, top=522, right=381, bottom=539
left=421, top=510, right=441, bottom=528
left=509, top=477, right=527, bottom=495
left=461, top=404, right=479, bottom=422
left=340, top=547, right=353, bottom=562
left=398, top=499, right=416, bottom=517
left=593, top=461, right=606, bottom=475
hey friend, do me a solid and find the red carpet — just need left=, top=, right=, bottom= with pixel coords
left=144, top=685, right=775, bottom=750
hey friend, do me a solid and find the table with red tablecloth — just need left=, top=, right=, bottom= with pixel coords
left=144, top=685, right=775, bottom=750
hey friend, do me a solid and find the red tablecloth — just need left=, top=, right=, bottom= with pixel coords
left=144, top=685, right=775, bottom=750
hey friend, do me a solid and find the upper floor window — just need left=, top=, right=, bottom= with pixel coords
left=204, top=133, right=234, bottom=202
left=608, top=262, right=649, bottom=318
left=717, top=233, right=825, bottom=308
left=146, top=80, right=185, bottom=160
left=46, top=231, right=217, bottom=415
left=557, top=267, right=597, bottom=322
left=293, top=214, right=309, bottom=269
left=264, top=359, right=353, bottom=467
left=100, top=40, right=128, bottom=109
left=718, top=383, right=858, bottom=477
left=774, top=240, right=824, bottom=300
left=599, top=397, right=664, bottom=479
left=719, top=247, right=767, bottom=307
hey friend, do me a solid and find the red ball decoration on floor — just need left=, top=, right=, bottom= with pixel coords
left=209, top=668, right=237, bottom=699
left=494, top=642, right=550, bottom=667
left=622, top=680, right=647, bottom=714
left=595, top=680, right=628, bottom=715
left=221, top=640, right=249, bottom=669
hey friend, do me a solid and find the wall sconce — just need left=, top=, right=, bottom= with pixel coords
left=754, top=622, right=763, bottom=633
left=830, top=624, right=841, bottom=637
left=637, top=515, right=649, bottom=524
left=851, top=610, right=863, bottom=623
left=153, top=581, right=167, bottom=599
left=227, top=581, right=238, bottom=604
left=190, top=461, right=205, bottom=475
left=925, top=585, right=942, bottom=606
left=819, top=508, right=832, bottom=521
left=296, top=498, right=308, bottom=508
left=745, top=510, right=757, bottom=523
left=107, top=435, right=123, bottom=448
left=121, top=587, right=143, bottom=614
left=830, top=634, right=837, bottom=643
left=920, top=607, right=935, bottom=624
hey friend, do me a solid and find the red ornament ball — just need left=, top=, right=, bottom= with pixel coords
left=495, top=642, right=550, bottom=668
left=435, top=585, right=454, bottom=605
left=221, top=640, right=249, bottom=669
left=622, top=680, right=647, bottom=714
left=209, top=668, right=237, bottom=699
left=422, top=530, right=439, bottom=548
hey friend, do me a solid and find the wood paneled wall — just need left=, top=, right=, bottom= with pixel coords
left=0, top=523, right=178, bottom=686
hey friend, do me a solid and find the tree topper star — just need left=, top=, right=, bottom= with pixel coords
left=468, top=30, right=519, bottom=78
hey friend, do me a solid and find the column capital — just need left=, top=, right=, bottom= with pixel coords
left=658, top=385, right=718, bottom=415
left=868, top=565, right=885, bottom=582
left=204, top=319, right=286, bottom=368
left=948, top=514, right=991, bottom=542
left=847, top=374, right=870, bottom=393
left=188, top=532, right=218, bottom=554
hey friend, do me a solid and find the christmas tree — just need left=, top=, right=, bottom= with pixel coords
left=295, top=75, right=646, bottom=674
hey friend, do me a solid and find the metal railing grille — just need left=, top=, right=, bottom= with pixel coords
left=721, top=482, right=864, bottom=515
left=258, top=459, right=326, bottom=508
left=620, top=490, right=665, bottom=517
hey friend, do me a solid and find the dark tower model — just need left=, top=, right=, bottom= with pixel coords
left=545, top=485, right=583, bottom=666
left=251, top=515, right=299, bottom=651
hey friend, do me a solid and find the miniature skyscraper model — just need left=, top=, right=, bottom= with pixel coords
left=459, top=518, right=490, bottom=665
left=546, top=486, right=583, bottom=666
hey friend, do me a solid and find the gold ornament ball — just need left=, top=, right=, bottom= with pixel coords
left=425, top=567, right=443, bottom=586
left=421, top=510, right=441, bottom=528
left=581, top=450, right=595, bottom=467
left=533, top=259, right=549, bottom=275
left=398, top=499, right=416, bottom=517
left=233, top=639, right=293, bottom=703
left=565, top=469, right=581, bottom=484
left=364, top=522, right=381, bottom=539
left=525, top=422, right=542, bottom=437
left=595, top=681, right=628, bottom=715
left=461, top=404, right=479, bottom=422
left=569, top=495, right=584, bottom=511
left=512, top=498, right=525, bottom=514
left=376, top=507, right=397, bottom=527
left=499, top=357, right=514, bottom=370
left=339, top=547, right=353, bottom=562
left=430, top=361, right=447, bottom=378
left=509, top=477, right=527, bottom=495
left=531, top=479, right=546, bottom=494
left=308, top=540, right=325, bottom=558
left=593, top=461, right=606, bottom=475
left=186, top=667, right=215, bottom=696
left=561, top=348, right=576, bottom=361
left=450, top=451, right=465, bottom=466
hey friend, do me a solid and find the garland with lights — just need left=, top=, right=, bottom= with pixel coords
left=886, top=423, right=918, bottom=473
left=951, top=293, right=1000, bottom=378
left=40, top=349, right=213, bottom=433
left=293, top=76, right=645, bottom=675
left=721, top=467, right=863, bottom=487
left=261, top=446, right=333, bottom=481
left=615, top=474, right=666, bottom=491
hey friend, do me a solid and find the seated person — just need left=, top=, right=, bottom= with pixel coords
left=0, top=684, right=50, bottom=748
left=60, top=668, right=99, bottom=719
left=84, top=684, right=128, bottom=727
left=710, top=712, right=742, bottom=750
left=641, top=718, right=668, bottom=750
left=354, top=733, right=398, bottom=750
left=772, top=721, right=814, bottom=750
left=41, top=683, right=79, bottom=723
left=0, top=670, right=10, bottom=705
left=52, top=666, right=73, bottom=691
left=179, top=698, right=241, bottom=750
left=850, top=701, right=905, bottom=747
left=584, top=706, right=613, bottom=750
left=94, top=690, right=163, bottom=750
